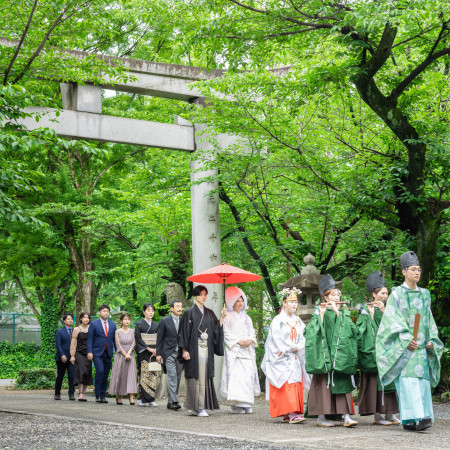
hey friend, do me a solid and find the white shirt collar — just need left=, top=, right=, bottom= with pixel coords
left=402, top=281, right=419, bottom=291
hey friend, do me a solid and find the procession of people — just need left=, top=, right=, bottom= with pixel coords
left=54, top=251, right=443, bottom=432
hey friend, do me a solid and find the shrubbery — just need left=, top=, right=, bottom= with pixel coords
left=0, top=342, right=53, bottom=378
left=16, top=368, right=58, bottom=390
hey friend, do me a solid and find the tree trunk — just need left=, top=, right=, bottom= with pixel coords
left=415, top=203, right=442, bottom=286
left=65, top=225, right=100, bottom=316
left=353, top=55, right=443, bottom=284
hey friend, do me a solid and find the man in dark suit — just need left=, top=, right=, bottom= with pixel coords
left=87, top=304, right=116, bottom=403
left=54, top=313, right=75, bottom=400
left=156, top=300, right=183, bottom=410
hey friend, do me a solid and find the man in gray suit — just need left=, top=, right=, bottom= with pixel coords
left=156, top=300, right=183, bottom=410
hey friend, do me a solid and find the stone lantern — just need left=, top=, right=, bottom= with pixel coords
left=279, top=253, right=342, bottom=324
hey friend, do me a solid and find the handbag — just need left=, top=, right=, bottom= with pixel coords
left=147, top=361, right=162, bottom=372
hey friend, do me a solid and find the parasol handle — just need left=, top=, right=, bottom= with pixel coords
left=413, top=313, right=421, bottom=341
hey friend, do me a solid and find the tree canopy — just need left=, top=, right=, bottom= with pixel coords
left=0, top=0, right=448, bottom=331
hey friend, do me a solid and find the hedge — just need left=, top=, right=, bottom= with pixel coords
left=0, top=342, right=53, bottom=378
left=16, top=368, right=59, bottom=390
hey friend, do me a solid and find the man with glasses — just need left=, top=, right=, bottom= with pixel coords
left=376, top=251, right=443, bottom=431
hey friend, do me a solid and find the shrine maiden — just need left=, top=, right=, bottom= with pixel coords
left=261, top=288, right=310, bottom=424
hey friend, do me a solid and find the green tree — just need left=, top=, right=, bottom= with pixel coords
left=152, top=0, right=450, bottom=287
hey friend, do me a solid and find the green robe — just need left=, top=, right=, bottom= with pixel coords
left=376, top=283, right=443, bottom=388
left=356, top=305, right=395, bottom=392
left=304, top=307, right=358, bottom=394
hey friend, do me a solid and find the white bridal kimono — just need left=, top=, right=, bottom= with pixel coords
left=220, top=311, right=260, bottom=406
left=261, top=310, right=310, bottom=400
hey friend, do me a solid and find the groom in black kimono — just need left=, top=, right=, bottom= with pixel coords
left=178, top=284, right=226, bottom=417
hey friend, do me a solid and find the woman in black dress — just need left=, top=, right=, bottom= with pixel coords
left=135, top=303, right=159, bottom=406
left=70, top=312, right=93, bottom=401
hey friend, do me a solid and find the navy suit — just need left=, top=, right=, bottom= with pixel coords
left=87, top=319, right=116, bottom=398
left=55, top=326, right=75, bottom=396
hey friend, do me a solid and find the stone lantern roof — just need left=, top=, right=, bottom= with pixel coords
left=279, top=253, right=342, bottom=323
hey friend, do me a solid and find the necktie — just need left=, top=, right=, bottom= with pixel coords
left=68, top=328, right=72, bottom=338
left=174, top=317, right=179, bottom=352
left=104, top=321, right=108, bottom=350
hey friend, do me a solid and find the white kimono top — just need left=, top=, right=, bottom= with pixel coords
left=261, top=310, right=310, bottom=398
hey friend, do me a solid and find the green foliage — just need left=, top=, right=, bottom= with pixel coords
left=152, top=301, right=171, bottom=322
left=0, top=342, right=53, bottom=378
left=37, top=290, right=60, bottom=355
left=0, top=0, right=448, bottom=339
left=350, top=309, right=359, bottom=323
left=16, top=368, right=57, bottom=390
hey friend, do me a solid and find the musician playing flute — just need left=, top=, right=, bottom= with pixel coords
left=356, top=271, right=400, bottom=425
left=304, top=274, right=358, bottom=427
left=376, top=251, right=443, bottom=431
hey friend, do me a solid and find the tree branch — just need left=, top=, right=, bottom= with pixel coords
left=361, top=22, right=397, bottom=79
left=390, top=40, right=450, bottom=101
left=14, top=276, right=40, bottom=316
left=219, top=184, right=279, bottom=312
left=237, top=181, right=301, bottom=273
left=11, top=2, right=76, bottom=85
left=279, top=218, right=304, bottom=242
left=3, top=0, right=38, bottom=85
left=89, top=149, right=147, bottom=195
left=227, top=0, right=267, bottom=15
left=319, top=215, right=361, bottom=270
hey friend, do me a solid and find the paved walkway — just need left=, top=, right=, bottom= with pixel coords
left=1, top=390, right=449, bottom=448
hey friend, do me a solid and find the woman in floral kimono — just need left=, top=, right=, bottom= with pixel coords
left=220, top=286, right=260, bottom=414
left=261, top=287, right=310, bottom=424
left=135, top=303, right=159, bottom=406
left=356, top=271, right=399, bottom=425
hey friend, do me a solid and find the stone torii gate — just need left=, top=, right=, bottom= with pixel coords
left=17, top=49, right=239, bottom=322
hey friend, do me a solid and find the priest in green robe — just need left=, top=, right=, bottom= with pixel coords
left=376, top=251, right=443, bottom=431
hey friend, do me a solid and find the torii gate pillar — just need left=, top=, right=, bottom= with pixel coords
left=189, top=123, right=223, bottom=313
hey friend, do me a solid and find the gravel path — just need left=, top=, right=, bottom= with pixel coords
left=0, top=412, right=288, bottom=449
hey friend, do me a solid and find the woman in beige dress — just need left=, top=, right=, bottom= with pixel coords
left=108, top=313, right=137, bottom=405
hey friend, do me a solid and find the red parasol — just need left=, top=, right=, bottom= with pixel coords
left=188, top=262, right=261, bottom=285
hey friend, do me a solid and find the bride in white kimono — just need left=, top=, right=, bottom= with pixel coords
left=220, top=286, right=260, bottom=413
